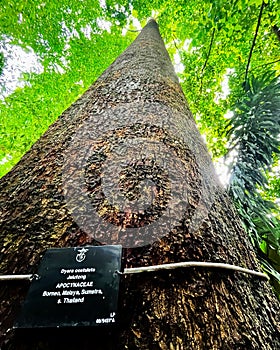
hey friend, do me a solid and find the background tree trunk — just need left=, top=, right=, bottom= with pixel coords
left=0, top=19, right=279, bottom=350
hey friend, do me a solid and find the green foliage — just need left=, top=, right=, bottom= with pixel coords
left=0, top=0, right=103, bottom=63
left=227, top=72, right=280, bottom=295
left=1, top=0, right=279, bottom=174
left=129, top=0, right=280, bottom=158
left=0, top=1, right=134, bottom=177
left=265, top=170, right=280, bottom=201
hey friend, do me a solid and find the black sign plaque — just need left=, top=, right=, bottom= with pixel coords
left=15, top=245, right=122, bottom=328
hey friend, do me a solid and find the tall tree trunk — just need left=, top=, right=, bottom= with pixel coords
left=0, top=19, right=279, bottom=350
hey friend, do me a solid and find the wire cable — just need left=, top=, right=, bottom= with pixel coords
left=0, top=274, right=38, bottom=281
left=117, top=261, right=269, bottom=280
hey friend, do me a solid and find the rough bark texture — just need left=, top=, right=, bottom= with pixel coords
left=0, top=19, right=279, bottom=350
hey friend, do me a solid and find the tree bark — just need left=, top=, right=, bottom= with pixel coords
left=0, top=19, right=279, bottom=350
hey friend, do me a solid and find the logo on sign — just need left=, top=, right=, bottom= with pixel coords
left=75, top=248, right=89, bottom=263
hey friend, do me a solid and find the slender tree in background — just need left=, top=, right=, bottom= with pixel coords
left=227, top=72, right=280, bottom=295
left=0, top=19, right=279, bottom=350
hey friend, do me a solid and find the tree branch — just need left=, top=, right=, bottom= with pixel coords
left=201, top=27, right=216, bottom=76
left=200, top=27, right=216, bottom=93
left=244, top=1, right=265, bottom=83
left=127, top=29, right=141, bottom=32
left=254, top=58, right=280, bottom=70
left=172, top=35, right=179, bottom=51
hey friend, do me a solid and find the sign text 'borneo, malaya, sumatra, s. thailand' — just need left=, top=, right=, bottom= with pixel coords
left=14, top=245, right=122, bottom=328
